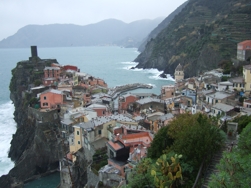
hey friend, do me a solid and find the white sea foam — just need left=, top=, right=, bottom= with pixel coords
left=121, top=62, right=138, bottom=65
left=121, top=62, right=139, bottom=70
left=124, top=66, right=175, bottom=81
left=134, top=50, right=140, bottom=54
left=0, top=101, right=16, bottom=176
left=147, top=83, right=157, bottom=88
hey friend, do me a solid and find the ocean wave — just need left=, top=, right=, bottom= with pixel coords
left=0, top=101, right=16, bottom=176
left=147, top=83, right=157, bottom=88
left=120, top=62, right=138, bottom=65
left=149, top=73, right=175, bottom=81
left=124, top=67, right=175, bottom=81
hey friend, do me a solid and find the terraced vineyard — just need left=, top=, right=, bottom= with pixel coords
left=135, top=0, right=251, bottom=78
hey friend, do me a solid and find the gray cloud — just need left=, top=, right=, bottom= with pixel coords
left=0, top=0, right=187, bottom=40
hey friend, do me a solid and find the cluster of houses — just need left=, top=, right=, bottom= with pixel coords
left=27, top=40, right=251, bottom=187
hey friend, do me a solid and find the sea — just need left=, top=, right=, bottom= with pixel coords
left=0, top=46, right=174, bottom=187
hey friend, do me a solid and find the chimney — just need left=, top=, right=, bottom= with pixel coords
left=31, top=46, right=38, bottom=58
left=114, top=133, right=119, bottom=141
left=124, top=127, right=127, bottom=135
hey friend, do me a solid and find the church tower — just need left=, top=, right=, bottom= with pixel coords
left=174, top=63, right=184, bottom=81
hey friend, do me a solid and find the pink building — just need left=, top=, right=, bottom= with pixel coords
left=87, top=104, right=110, bottom=116
left=40, top=89, right=63, bottom=109
left=243, top=99, right=251, bottom=108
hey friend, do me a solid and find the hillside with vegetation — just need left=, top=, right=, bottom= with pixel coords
left=138, top=1, right=188, bottom=52
left=135, top=0, right=251, bottom=78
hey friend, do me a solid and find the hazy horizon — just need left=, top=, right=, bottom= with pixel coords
left=0, top=0, right=187, bottom=41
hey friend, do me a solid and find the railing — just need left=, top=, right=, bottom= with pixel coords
left=192, top=159, right=205, bottom=188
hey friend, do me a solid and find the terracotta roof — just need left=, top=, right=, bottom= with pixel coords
left=238, top=40, right=251, bottom=45
left=107, top=141, right=124, bottom=151
left=121, top=132, right=153, bottom=146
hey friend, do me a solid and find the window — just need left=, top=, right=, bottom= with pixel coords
left=110, top=150, right=115, bottom=158
left=77, top=131, right=79, bottom=135
left=44, top=96, right=46, bottom=100
left=103, top=110, right=105, bottom=115
left=98, top=130, right=102, bottom=135
left=78, top=141, right=80, bottom=145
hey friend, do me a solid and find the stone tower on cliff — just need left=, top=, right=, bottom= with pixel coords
left=174, top=63, right=184, bottom=81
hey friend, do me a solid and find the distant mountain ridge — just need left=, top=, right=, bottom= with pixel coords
left=0, top=18, right=164, bottom=48
left=135, top=0, right=251, bottom=78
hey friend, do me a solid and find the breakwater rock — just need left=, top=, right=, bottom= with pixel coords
left=108, top=83, right=153, bottom=99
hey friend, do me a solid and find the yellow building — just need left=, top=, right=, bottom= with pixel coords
left=174, top=64, right=184, bottom=81
left=243, top=64, right=251, bottom=93
left=69, top=126, right=83, bottom=162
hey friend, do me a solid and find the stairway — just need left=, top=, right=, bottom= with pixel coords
left=201, top=137, right=237, bottom=188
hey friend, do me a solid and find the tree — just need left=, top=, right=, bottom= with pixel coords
left=208, top=123, right=251, bottom=187
left=233, top=115, right=251, bottom=134
left=168, top=113, right=226, bottom=177
left=34, top=79, right=42, bottom=86
left=147, top=126, right=174, bottom=159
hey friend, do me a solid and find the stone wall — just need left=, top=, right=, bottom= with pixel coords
left=87, top=169, right=99, bottom=188
left=28, top=107, right=60, bottom=124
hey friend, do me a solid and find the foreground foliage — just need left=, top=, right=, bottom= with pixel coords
left=208, top=123, right=251, bottom=187
left=151, top=154, right=183, bottom=188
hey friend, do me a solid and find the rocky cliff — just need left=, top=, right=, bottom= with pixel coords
left=0, top=57, right=63, bottom=187
left=135, top=0, right=251, bottom=78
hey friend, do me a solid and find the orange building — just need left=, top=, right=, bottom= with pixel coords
left=88, top=77, right=108, bottom=87
left=118, top=94, right=138, bottom=113
left=43, top=66, right=62, bottom=86
left=40, top=89, right=63, bottom=109
left=44, top=67, right=61, bottom=79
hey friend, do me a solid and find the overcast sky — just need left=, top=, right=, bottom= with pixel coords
left=0, top=0, right=187, bottom=41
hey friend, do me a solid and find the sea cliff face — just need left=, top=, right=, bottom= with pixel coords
left=135, top=0, right=251, bottom=78
left=0, top=58, right=63, bottom=187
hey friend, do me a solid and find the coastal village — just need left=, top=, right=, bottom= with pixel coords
left=24, top=40, right=251, bottom=187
